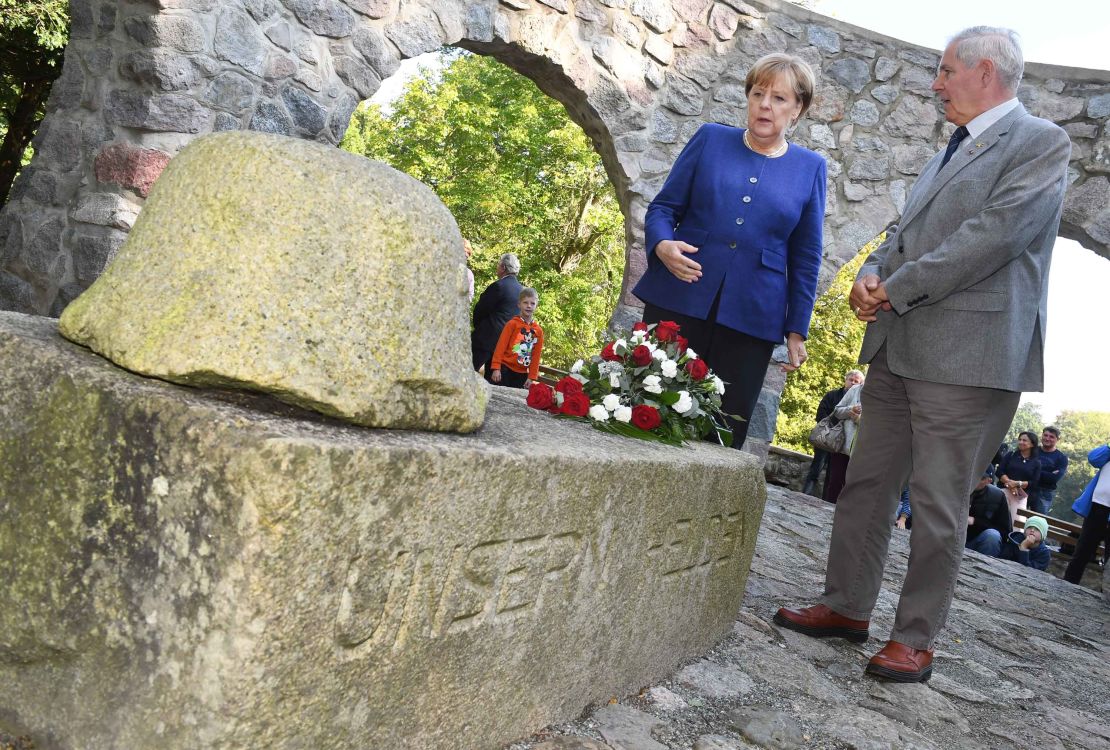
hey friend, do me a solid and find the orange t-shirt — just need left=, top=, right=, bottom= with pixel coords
left=490, top=316, right=543, bottom=380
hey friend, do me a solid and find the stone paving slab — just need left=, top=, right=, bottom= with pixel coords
left=508, top=486, right=1110, bottom=750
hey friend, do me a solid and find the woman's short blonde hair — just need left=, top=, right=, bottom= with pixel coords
left=744, top=53, right=817, bottom=118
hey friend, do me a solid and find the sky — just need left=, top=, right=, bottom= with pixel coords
left=812, top=0, right=1110, bottom=421
left=371, top=1, right=1110, bottom=421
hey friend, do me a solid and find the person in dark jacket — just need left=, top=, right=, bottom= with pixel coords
left=1000, top=516, right=1052, bottom=571
left=1034, top=426, right=1068, bottom=514
left=802, top=369, right=865, bottom=495
left=997, top=431, right=1042, bottom=511
left=965, top=466, right=1011, bottom=557
left=471, top=253, right=523, bottom=373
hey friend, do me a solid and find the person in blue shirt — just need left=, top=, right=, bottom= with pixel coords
left=633, top=53, right=826, bottom=449
left=1063, top=443, right=1110, bottom=584
left=1034, top=426, right=1068, bottom=514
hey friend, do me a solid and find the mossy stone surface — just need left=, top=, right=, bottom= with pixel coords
left=0, top=313, right=767, bottom=750
left=58, top=131, right=486, bottom=433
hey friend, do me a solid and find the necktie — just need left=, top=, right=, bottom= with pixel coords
left=939, top=126, right=969, bottom=169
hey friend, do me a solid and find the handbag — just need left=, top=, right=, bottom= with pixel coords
left=1004, top=485, right=1029, bottom=530
left=809, top=414, right=846, bottom=454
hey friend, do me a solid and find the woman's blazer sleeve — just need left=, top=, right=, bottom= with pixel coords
left=643, top=125, right=711, bottom=259
left=784, top=159, right=827, bottom=338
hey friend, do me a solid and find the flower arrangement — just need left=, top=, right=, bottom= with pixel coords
left=525, top=320, right=733, bottom=446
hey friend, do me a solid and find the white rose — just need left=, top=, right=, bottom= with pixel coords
left=652, top=348, right=667, bottom=361
left=614, top=338, right=628, bottom=354
left=602, top=394, right=621, bottom=411
left=642, top=375, right=663, bottom=394
left=645, top=341, right=658, bottom=353
left=660, top=359, right=678, bottom=378
left=712, top=376, right=725, bottom=395
left=589, top=404, right=610, bottom=422
left=609, top=372, right=621, bottom=388
left=674, top=390, right=694, bottom=414
left=570, top=359, right=584, bottom=373
left=685, top=348, right=698, bottom=360
left=614, top=406, right=633, bottom=423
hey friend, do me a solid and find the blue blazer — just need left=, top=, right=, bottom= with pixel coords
left=1071, top=444, right=1110, bottom=517
left=633, top=123, right=826, bottom=343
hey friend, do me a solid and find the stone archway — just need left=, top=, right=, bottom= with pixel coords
left=2, top=0, right=1108, bottom=454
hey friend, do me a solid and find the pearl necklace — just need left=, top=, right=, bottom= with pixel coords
left=744, top=130, right=788, bottom=158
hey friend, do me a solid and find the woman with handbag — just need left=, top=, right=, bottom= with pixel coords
left=997, top=431, right=1042, bottom=523
left=824, top=381, right=864, bottom=504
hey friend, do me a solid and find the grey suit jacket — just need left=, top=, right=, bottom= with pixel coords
left=858, top=104, right=1071, bottom=392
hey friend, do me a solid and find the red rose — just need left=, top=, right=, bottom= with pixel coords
left=685, top=359, right=709, bottom=380
left=631, top=404, right=661, bottom=430
left=631, top=344, right=653, bottom=366
left=560, top=392, right=591, bottom=417
left=555, top=376, right=583, bottom=395
left=655, top=320, right=681, bottom=342
left=526, top=383, right=555, bottom=410
left=632, top=321, right=649, bottom=333
left=601, top=342, right=621, bottom=362
left=676, top=335, right=689, bottom=354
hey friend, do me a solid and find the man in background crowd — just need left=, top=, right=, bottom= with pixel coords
left=1035, top=426, right=1068, bottom=514
left=471, top=253, right=523, bottom=374
left=802, top=370, right=865, bottom=496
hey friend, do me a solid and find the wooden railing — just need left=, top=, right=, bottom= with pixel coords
left=1014, top=507, right=1105, bottom=564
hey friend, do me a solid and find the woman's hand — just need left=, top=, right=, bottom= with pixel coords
left=850, top=404, right=862, bottom=422
left=491, top=369, right=502, bottom=383
left=781, top=332, right=808, bottom=372
left=655, top=240, right=702, bottom=283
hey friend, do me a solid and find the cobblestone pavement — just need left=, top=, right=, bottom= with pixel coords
left=507, top=485, right=1110, bottom=750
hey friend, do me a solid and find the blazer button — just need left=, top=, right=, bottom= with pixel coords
left=898, top=247, right=904, bottom=253
left=729, top=242, right=737, bottom=249
left=735, top=217, right=744, bottom=225
left=749, top=177, right=758, bottom=183
left=742, top=196, right=752, bottom=203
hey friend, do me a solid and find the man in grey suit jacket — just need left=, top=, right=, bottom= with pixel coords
left=775, top=26, right=1071, bottom=682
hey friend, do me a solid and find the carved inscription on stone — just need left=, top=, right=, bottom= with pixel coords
left=335, top=509, right=745, bottom=655
left=335, top=531, right=586, bottom=654
left=646, top=510, right=745, bottom=579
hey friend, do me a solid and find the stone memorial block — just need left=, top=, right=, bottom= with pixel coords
left=0, top=313, right=767, bottom=750
left=59, top=131, right=486, bottom=433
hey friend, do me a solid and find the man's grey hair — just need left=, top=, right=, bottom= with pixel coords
left=949, top=26, right=1024, bottom=92
left=499, top=253, right=521, bottom=275
left=845, top=369, right=865, bottom=381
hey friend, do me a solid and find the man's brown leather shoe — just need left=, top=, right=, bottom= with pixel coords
left=772, top=604, right=869, bottom=643
left=865, top=640, right=934, bottom=683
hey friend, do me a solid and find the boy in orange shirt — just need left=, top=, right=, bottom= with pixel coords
left=489, top=287, right=543, bottom=389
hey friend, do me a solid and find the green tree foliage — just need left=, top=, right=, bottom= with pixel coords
left=773, top=238, right=878, bottom=453
left=1003, top=402, right=1045, bottom=447
left=1047, top=410, right=1110, bottom=518
left=0, top=0, right=68, bottom=209
left=340, top=51, right=625, bottom=368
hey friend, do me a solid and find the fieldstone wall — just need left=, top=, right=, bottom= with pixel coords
left=2, top=0, right=1109, bottom=453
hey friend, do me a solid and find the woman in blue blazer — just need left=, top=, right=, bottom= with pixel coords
left=633, top=53, right=826, bottom=448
